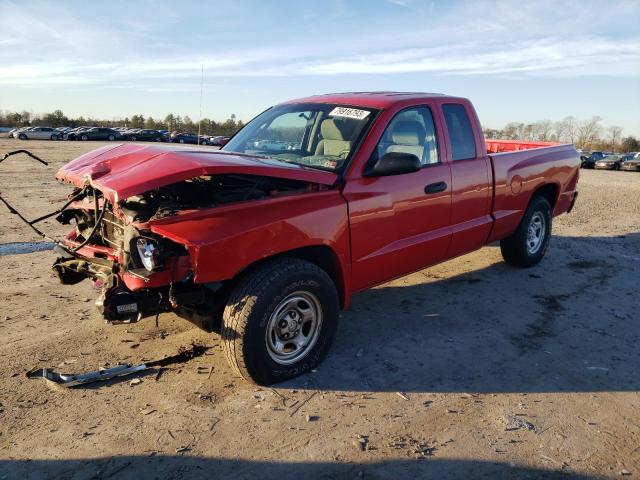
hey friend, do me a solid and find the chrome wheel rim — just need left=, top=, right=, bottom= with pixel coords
left=526, top=211, right=546, bottom=255
left=265, top=291, right=322, bottom=365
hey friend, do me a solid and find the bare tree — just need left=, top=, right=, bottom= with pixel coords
left=607, top=126, right=623, bottom=153
left=558, top=116, right=578, bottom=144
left=552, top=121, right=565, bottom=142
left=576, top=116, right=602, bottom=150
left=534, top=119, right=553, bottom=141
left=502, top=122, right=520, bottom=139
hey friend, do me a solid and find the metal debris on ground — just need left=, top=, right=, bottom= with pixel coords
left=354, top=434, right=369, bottom=451
left=25, top=344, right=210, bottom=388
left=396, top=392, right=409, bottom=401
left=503, top=415, right=536, bottom=432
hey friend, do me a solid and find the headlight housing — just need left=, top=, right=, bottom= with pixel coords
left=136, top=237, right=161, bottom=271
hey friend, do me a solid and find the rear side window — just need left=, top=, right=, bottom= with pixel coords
left=443, top=104, right=476, bottom=161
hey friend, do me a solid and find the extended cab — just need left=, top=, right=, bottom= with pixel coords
left=53, top=92, right=580, bottom=384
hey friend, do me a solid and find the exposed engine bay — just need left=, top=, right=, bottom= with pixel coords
left=119, top=174, right=316, bottom=222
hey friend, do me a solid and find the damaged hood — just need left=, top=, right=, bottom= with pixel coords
left=56, top=144, right=338, bottom=202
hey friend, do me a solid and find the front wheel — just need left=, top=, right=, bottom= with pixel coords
left=18, top=134, right=27, bottom=140
left=500, top=195, right=552, bottom=268
left=81, top=134, right=88, bottom=141
left=221, top=258, right=339, bottom=385
left=107, top=135, right=115, bottom=141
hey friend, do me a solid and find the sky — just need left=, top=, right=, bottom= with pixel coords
left=1, top=0, right=639, bottom=134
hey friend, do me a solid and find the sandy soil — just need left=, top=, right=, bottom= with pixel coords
left=0, top=139, right=638, bottom=480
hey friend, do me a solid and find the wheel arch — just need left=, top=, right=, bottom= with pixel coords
left=530, top=182, right=559, bottom=210
left=227, top=245, right=349, bottom=310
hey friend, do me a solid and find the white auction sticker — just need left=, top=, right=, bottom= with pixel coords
left=329, top=107, right=370, bottom=120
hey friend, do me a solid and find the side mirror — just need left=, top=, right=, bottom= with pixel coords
left=363, top=152, right=421, bottom=177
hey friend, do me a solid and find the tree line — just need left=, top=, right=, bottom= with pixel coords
left=483, top=116, right=638, bottom=153
left=0, top=109, right=245, bottom=136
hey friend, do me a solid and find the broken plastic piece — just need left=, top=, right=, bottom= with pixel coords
left=25, top=344, right=210, bottom=388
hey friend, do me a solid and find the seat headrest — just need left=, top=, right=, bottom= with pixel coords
left=390, top=121, right=426, bottom=146
left=321, top=118, right=355, bottom=141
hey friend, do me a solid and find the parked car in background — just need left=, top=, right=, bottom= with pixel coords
left=209, top=135, right=231, bottom=146
left=170, top=132, right=200, bottom=144
left=9, top=127, right=33, bottom=138
left=65, top=127, right=92, bottom=140
left=74, top=127, right=121, bottom=141
left=620, top=154, right=640, bottom=172
left=594, top=154, right=628, bottom=170
left=581, top=152, right=606, bottom=169
left=16, top=126, right=62, bottom=140
left=124, top=129, right=164, bottom=142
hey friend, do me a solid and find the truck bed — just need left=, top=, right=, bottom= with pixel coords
left=486, top=141, right=580, bottom=243
left=485, top=138, right=560, bottom=153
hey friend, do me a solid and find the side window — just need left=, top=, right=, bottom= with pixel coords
left=375, top=106, right=439, bottom=165
left=442, top=103, right=476, bottom=161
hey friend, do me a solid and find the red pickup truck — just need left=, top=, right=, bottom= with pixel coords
left=53, top=92, right=580, bottom=384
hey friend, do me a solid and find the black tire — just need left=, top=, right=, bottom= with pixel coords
left=221, top=258, right=339, bottom=385
left=107, top=135, right=115, bottom=141
left=179, top=139, right=185, bottom=143
left=131, top=136, right=137, bottom=141
left=500, top=195, right=552, bottom=268
left=81, top=134, right=88, bottom=141
left=18, top=133, right=27, bottom=140
left=50, top=134, right=59, bottom=141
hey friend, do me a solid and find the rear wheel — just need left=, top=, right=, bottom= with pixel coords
left=221, top=258, right=339, bottom=385
left=107, top=134, right=115, bottom=141
left=50, top=134, right=59, bottom=141
left=500, top=195, right=552, bottom=268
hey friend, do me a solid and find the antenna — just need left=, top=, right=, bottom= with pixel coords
left=197, top=65, right=204, bottom=145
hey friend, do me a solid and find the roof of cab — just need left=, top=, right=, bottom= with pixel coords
left=283, top=91, right=463, bottom=110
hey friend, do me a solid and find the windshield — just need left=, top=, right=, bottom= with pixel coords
left=222, top=103, right=377, bottom=172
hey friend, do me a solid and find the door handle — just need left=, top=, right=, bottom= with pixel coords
left=424, top=181, right=447, bottom=194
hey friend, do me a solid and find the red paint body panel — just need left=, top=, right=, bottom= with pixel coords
left=486, top=144, right=580, bottom=243
left=486, top=139, right=558, bottom=153
left=149, top=191, right=352, bottom=306
left=58, top=93, right=580, bottom=309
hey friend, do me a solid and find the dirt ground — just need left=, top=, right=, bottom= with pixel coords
left=0, top=139, right=638, bottom=480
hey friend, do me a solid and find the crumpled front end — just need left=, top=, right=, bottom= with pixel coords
left=53, top=163, right=329, bottom=327
left=52, top=185, right=203, bottom=324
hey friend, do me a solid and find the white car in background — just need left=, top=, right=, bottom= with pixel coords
left=16, top=126, right=62, bottom=140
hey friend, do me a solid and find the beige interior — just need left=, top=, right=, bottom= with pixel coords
left=315, top=118, right=354, bottom=157
left=384, top=119, right=438, bottom=165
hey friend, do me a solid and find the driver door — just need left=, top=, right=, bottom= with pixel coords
left=343, top=106, right=452, bottom=291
